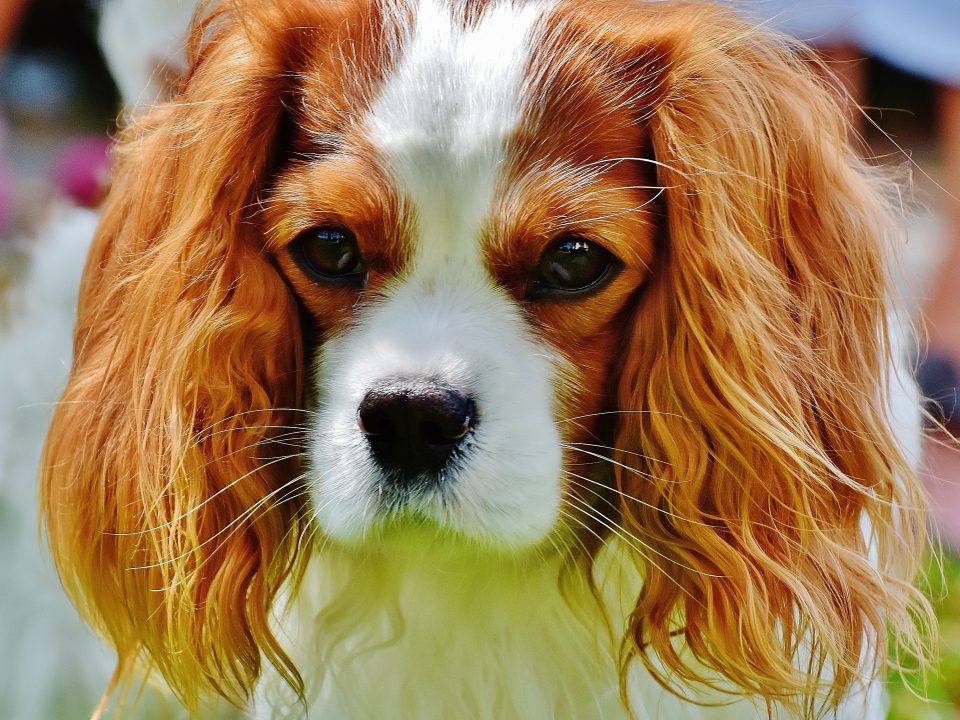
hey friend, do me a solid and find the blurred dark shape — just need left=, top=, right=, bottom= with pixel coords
left=1, top=0, right=118, bottom=124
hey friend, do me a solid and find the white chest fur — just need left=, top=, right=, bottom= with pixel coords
left=252, top=538, right=883, bottom=719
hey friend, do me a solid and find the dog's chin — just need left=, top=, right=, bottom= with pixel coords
left=307, top=469, right=565, bottom=557
left=332, top=514, right=559, bottom=562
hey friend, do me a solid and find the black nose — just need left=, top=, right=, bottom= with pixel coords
left=358, top=378, right=476, bottom=479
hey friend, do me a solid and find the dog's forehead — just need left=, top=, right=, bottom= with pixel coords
left=366, top=0, right=549, bottom=190
left=361, top=0, right=555, bottom=267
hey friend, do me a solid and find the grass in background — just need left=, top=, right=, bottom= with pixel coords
left=889, top=550, right=960, bottom=719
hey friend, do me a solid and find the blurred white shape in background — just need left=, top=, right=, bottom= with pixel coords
left=0, top=2, right=198, bottom=717
left=98, top=0, right=195, bottom=107
left=0, top=206, right=115, bottom=719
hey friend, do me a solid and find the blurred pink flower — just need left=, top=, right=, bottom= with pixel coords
left=51, top=135, right=112, bottom=208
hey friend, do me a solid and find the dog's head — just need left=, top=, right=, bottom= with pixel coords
left=41, top=0, right=931, bottom=713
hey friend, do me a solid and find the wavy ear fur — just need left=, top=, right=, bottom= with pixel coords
left=39, top=2, right=334, bottom=710
left=611, top=3, right=932, bottom=713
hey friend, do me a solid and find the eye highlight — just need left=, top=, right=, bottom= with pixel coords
left=291, top=226, right=364, bottom=282
left=528, top=234, right=620, bottom=299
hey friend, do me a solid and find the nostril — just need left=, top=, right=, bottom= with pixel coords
left=357, top=406, right=387, bottom=438
left=422, top=421, right=467, bottom=444
left=356, top=394, right=398, bottom=442
left=421, top=398, right=475, bottom=445
left=356, top=379, right=476, bottom=478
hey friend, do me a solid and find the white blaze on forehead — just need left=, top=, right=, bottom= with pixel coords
left=367, top=0, right=549, bottom=262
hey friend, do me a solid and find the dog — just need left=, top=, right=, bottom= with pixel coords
left=39, top=0, right=932, bottom=717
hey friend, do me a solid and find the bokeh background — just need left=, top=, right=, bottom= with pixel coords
left=0, top=0, right=958, bottom=718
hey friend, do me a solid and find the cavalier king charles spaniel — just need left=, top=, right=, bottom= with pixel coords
left=40, top=0, right=933, bottom=717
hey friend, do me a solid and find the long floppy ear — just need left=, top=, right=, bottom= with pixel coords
left=612, top=3, right=933, bottom=712
left=40, top=3, right=326, bottom=710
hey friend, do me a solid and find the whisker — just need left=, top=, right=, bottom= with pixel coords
left=563, top=495, right=701, bottom=602
left=562, top=444, right=662, bottom=482
left=560, top=444, right=684, bottom=489
left=552, top=188, right=665, bottom=229
left=190, top=429, right=310, bottom=463
left=153, top=483, right=317, bottom=594
left=560, top=409, right=686, bottom=423
left=15, top=399, right=97, bottom=410
left=276, top=487, right=337, bottom=573
left=254, top=428, right=311, bottom=449
left=294, top=497, right=329, bottom=553
left=566, top=470, right=720, bottom=529
left=553, top=416, right=603, bottom=447
left=190, top=423, right=310, bottom=449
left=191, top=407, right=316, bottom=441
left=579, top=156, right=691, bottom=178
left=540, top=525, right=582, bottom=567
left=564, top=441, right=666, bottom=463
left=573, top=184, right=671, bottom=200
left=109, top=453, right=303, bottom=537
left=565, top=491, right=722, bottom=592
left=263, top=433, right=310, bottom=449
left=138, top=473, right=309, bottom=574
left=567, top=484, right=725, bottom=581
left=557, top=507, right=609, bottom=552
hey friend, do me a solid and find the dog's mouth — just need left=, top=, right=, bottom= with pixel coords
left=371, top=465, right=468, bottom=525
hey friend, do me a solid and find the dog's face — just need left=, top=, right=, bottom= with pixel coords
left=41, top=0, right=931, bottom=713
left=267, top=0, right=657, bottom=546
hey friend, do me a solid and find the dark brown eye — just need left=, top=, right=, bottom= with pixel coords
left=291, top=226, right=364, bottom=282
left=528, top=234, right=619, bottom=299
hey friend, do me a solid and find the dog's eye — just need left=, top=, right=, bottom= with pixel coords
left=529, top=235, right=619, bottom=298
left=291, top=226, right=364, bottom=281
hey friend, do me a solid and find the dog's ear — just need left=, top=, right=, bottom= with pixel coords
left=40, top=3, right=331, bottom=709
left=609, top=3, right=932, bottom=711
